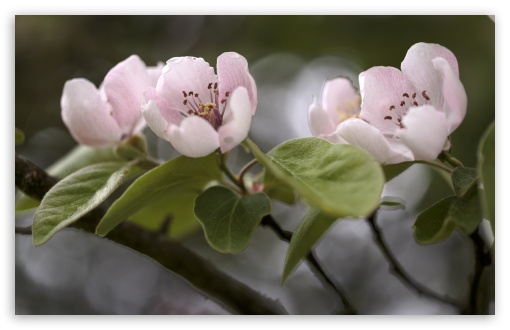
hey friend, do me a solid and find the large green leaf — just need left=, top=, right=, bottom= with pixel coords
left=128, top=190, right=201, bottom=240
left=263, top=170, right=299, bottom=205
left=451, top=167, right=478, bottom=196
left=478, top=122, right=495, bottom=235
left=245, top=138, right=384, bottom=218
left=382, top=162, right=415, bottom=182
left=282, top=208, right=337, bottom=283
left=15, top=145, right=122, bottom=212
left=194, top=186, right=271, bottom=253
left=96, top=154, right=221, bottom=236
left=32, top=162, right=133, bottom=246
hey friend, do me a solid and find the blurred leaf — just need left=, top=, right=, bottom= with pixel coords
left=263, top=170, right=299, bottom=205
left=476, top=263, right=495, bottom=314
left=245, top=138, right=384, bottom=218
left=477, top=122, right=495, bottom=235
left=33, top=162, right=133, bottom=246
left=382, top=162, right=415, bottom=182
left=282, top=208, right=337, bottom=283
left=380, top=196, right=406, bottom=211
left=451, top=167, right=478, bottom=196
left=194, top=186, right=271, bottom=253
left=114, top=134, right=148, bottom=161
left=96, top=154, right=221, bottom=236
left=15, top=128, right=25, bottom=145
left=128, top=190, right=201, bottom=240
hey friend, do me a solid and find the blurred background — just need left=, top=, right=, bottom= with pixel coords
left=15, top=16, right=495, bottom=314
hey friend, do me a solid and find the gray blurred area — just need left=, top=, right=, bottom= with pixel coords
left=15, top=16, right=495, bottom=314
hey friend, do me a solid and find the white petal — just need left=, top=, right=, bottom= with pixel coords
left=166, top=116, right=220, bottom=158
left=141, top=99, right=169, bottom=140
left=397, top=106, right=449, bottom=161
left=308, top=102, right=336, bottom=137
left=432, top=57, right=467, bottom=134
left=218, top=87, right=252, bottom=153
left=321, top=77, right=360, bottom=123
left=336, top=118, right=414, bottom=164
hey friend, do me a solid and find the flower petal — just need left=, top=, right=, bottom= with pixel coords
left=308, top=101, right=336, bottom=136
left=166, top=116, right=220, bottom=158
left=61, top=78, right=121, bottom=146
left=147, top=62, right=164, bottom=87
left=157, top=56, right=217, bottom=114
left=217, top=52, right=258, bottom=114
left=103, top=55, right=151, bottom=134
left=218, top=87, right=252, bottom=153
left=397, top=105, right=449, bottom=161
left=141, top=97, right=169, bottom=140
left=400, top=43, right=459, bottom=110
left=142, top=87, right=184, bottom=127
left=359, top=66, right=415, bottom=135
left=321, top=77, right=360, bottom=123
left=432, top=57, right=467, bottom=133
left=335, top=118, right=414, bottom=164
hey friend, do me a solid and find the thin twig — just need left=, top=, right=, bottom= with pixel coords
left=216, top=152, right=245, bottom=193
left=261, top=215, right=358, bottom=315
left=417, top=160, right=453, bottom=174
left=366, top=211, right=464, bottom=310
left=15, top=226, right=32, bottom=235
left=237, top=158, right=258, bottom=187
left=14, top=152, right=287, bottom=315
left=462, top=230, right=492, bottom=314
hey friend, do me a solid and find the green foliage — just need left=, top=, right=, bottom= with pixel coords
left=114, top=134, right=148, bottom=161
left=32, top=162, right=133, bottom=246
left=15, top=128, right=25, bottom=145
left=282, top=208, right=337, bottom=283
left=245, top=137, right=384, bottom=218
left=194, top=186, right=271, bottom=253
left=263, top=170, right=299, bottom=205
left=477, top=122, right=495, bottom=235
left=451, top=167, right=478, bottom=196
left=382, top=162, right=415, bottom=182
left=95, top=154, right=221, bottom=236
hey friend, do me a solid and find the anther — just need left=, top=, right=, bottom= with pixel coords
left=183, top=100, right=188, bottom=105
left=208, top=83, right=213, bottom=89
left=214, top=82, right=218, bottom=90
left=194, top=93, right=199, bottom=97
left=422, top=90, right=430, bottom=101
left=389, top=105, right=396, bottom=110
left=188, top=91, right=193, bottom=96
left=221, top=99, right=226, bottom=104
left=412, top=93, right=417, bottom=99
left=225, top=91, right=230, bottom=97
left=384, top=116, right=392, bottom=120
left=403, top=93, right=409, bottom=98
left=400, top=101, right=405, bottom=106
left=413, top=101, right=418, bottom=106
left=182, top=91, right=187, bottom=97
left=187, top=110, right=194, bottom=115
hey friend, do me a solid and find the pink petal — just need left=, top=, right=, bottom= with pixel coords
left=335, top=118, right=414, bottom=164
left=157, top=56, right=217, bottom=114
left=400, top=43, right=459, bottom=110
left=308, top=102, right=336, bottom=136
left=61, top=78, right=121, bottom=146
left=218, top=87, right=252, bottom=153
left=432, top=57, right=467, bottom=134
left=142, top=87, right=184, bottom=127
left=147, top=62, right=164, bottom=87
left=359, top=66, right=415, bottom=135
left=217, top=52, right=258, bottom=114
left=397, top=105, right=449, bottom=161
left=103, top=55, right=151, bottom=135
left=321, top=77, right=360, bottom=123
left=166, top=116, right=220, bottom=158
left=141, top=97, right=169, bottom=140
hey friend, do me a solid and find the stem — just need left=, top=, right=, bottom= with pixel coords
left=261, top=215, right=358, bottom=315
left=439, top=151, right=464, bottom=168
left=217, top=152, right=245, bottom=193
left=418, top=160, right=453, bottom=174
left=462, top=230, right=492, bottom=314
left=238, top=159, right=258, bottom=187
left=15, top=153, right=287, bottom=315
left=366, top=211, right=464, bottom=310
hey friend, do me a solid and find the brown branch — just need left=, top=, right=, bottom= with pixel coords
left=366, top=211, right=464, bottom=310
left=14, top=153, right=287, bottom=315
left=261, top=215, right=358, bottom=315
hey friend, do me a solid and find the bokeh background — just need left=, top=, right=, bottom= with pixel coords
left=15, top=16, right=495, bottom=314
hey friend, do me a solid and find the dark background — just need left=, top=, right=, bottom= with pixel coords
left=15, top=16, right=495, bottom=314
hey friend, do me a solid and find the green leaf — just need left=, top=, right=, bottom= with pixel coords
left=263, top=170, right=299, bottom=205
left=451, top=167, right=478, bottom=196
left=382, top=162, right=415, bottom=182
left=448, top=187, right=483, bottom=235
left=96, top=153, right=221, bottom=236
left=15, top=128, right=25, bottom=145
left=128, top=190, right=201, bottom=240
left=413, top=196, right=458, bottom=244
left=32, top=162, right=133, bottom=246
left=245, top=138, right=384, bottom=218
left=478, top=122, right=495, bottom=235
left=15, top=145, right=123, bottom=212
left=282, top=208, right=337, bottom=283
left=194, top=186, right=271, bottom=253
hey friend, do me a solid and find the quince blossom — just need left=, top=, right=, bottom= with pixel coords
left=142, top=52, right=257, bottom=158
left=308, top=43, right=467, bottom=164
left=61, top=55, right=162, bottom=146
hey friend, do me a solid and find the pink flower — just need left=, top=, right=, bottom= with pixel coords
left=142, top=52, right=257, bottom=158
left=61, top=55, right=163, bottom=147
left=308, top=43, right=467, bottom=164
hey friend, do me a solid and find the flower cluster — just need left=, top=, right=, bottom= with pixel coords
left=308, top=42, right=467, bottom=164
left=61, top=43, right=466, bottom=164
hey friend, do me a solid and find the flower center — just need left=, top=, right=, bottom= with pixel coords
left=383, top=90, right=431, bottom=128
left=336, top=94, right=361, bottom=124
left=181, top=82, right=231, bottom=130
